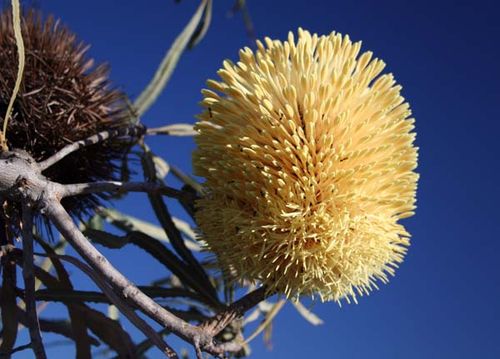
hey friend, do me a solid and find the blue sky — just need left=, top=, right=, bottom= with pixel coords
left=14, top=0, right=500, bottom=358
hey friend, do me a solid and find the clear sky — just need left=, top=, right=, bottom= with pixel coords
left=13, top=0, right=500, bottom=358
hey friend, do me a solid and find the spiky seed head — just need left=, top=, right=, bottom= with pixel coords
left=193, top=29, right=419, bottom=303
left=0, top=9, right=131, bottom=218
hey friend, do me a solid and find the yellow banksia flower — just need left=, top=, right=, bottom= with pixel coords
left=193, top=28, right=418, bottom=303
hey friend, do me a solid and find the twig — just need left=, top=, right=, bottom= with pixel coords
left=61, top=181, right=185, bottom=200
left=38, top=126, right=145, bottom=171
left=200, top=286, right=271, bottom=337
left=34, top=251, right=178, bottom=359
left=21, top=203, right=47, bottom=359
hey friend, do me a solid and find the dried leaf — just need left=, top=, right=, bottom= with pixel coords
left=228, top=0, right=256, bottom=42
left=263, top=320, right=273, bottom=350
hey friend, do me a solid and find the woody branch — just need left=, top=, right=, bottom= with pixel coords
left=0, top=128, right=272, bottom=358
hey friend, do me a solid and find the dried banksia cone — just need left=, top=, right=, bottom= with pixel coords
left=193, top=29, right=419, bottom=303
left=0, top=9, right=130, bottom=218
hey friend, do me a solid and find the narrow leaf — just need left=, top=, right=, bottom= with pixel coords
left=170, top=165, right=204, bottom=195
left=36, top=252, right=173, bottom=357
left=87, top=215, right=104, bottom=231
left=78, top=306, right=135, bottom=357
left=153, top=154, right=170, bottom=179
left=16, top=309, right=100, bottom=347
left=19, top=261, right=131, bottom=356
left=133, top=328, right=170, bottom=357
left=141, top=147, right=218, bottom=304
left=0, top=258, right=19, bottom=357
left=172, top=217, right=198, bottom=242
left=97, top=208, right=201, bottom=251
left=133, top=0, right=209, bottom=116
left=149, top=123, right=197, bottom=136
left=188, top=0, right=212, bottom=48
left=34, top=237, right=93, bottom=359
left=107, top=305, right=119, bottom=321
left=83, top=228, right=127, bottom=249
left=244, top=300, right=286, bottom=344
left=82, top=227, right=214, bottom=307
left=35, top=287, right=203, bottom=304
left=291, top=300, right=324, bottom=326
left=127, top=231, right=216, bottom=307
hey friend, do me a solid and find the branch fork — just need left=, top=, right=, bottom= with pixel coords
left=0, top=128, right=272, bottom=358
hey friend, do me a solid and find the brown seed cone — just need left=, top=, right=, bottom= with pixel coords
left=0, top=9, right=132, bottom=219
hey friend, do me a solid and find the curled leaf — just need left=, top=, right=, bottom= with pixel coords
left=291, top=300, right=324, bottom=326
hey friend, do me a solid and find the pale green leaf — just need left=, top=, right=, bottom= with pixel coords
left=133, top=0, right=209, bottom=116
left=99, top=208, right=202, bottom=251
left=291, top=300, right=324, bottom=326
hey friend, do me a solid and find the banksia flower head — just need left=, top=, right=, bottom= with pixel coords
left=0, top=9, right=130, bottom=218
left=193, top=29, right=418, bottom=303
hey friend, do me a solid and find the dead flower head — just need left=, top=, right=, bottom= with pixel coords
left=0, top=9, right=131, bottom=219
left=193, top=29, right=419, bottom=303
